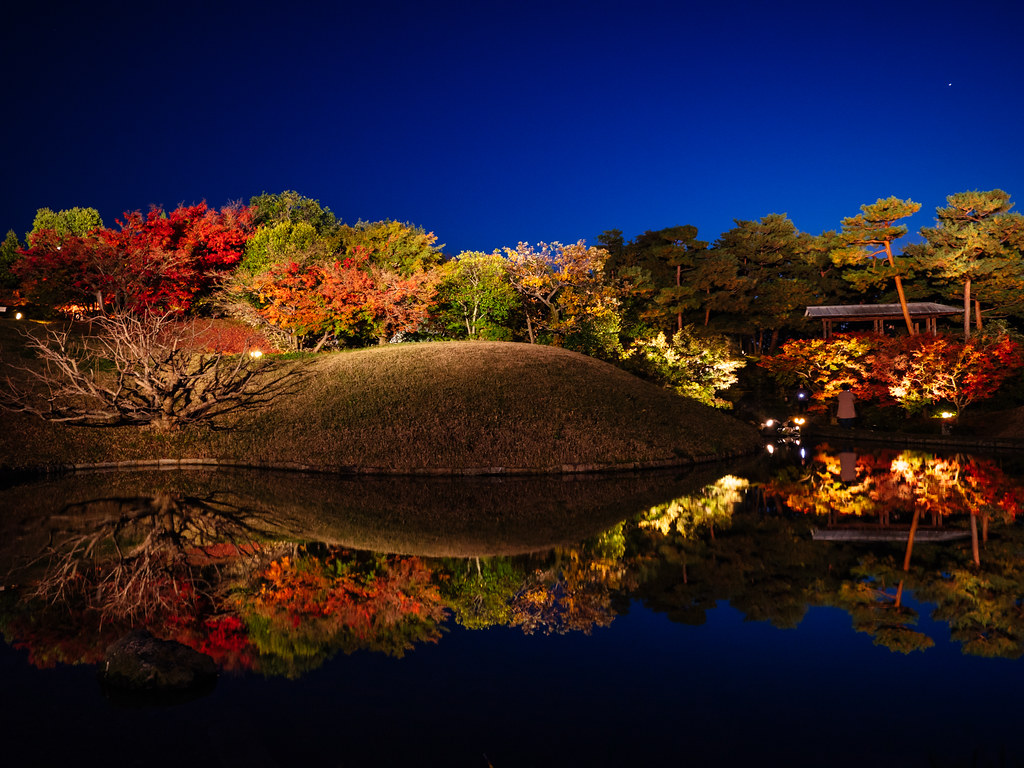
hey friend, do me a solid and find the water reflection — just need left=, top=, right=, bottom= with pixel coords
left=4, top=447, right=1024, bottom=678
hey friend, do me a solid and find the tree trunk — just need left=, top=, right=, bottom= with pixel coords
left=885, top=242, right=915, bottom=335
left=902, top=508, right=921, bottom=572
left=963, top=278, right=971, bottom=341
left=676, top=264, right=683, bottom=332
left=975, top=299, right=983, bottom=331
left=311, top=330, right=331, bottom=353
left=971, top=513, right=981, bottom=567
left=525, top=312, right=535, bottom=343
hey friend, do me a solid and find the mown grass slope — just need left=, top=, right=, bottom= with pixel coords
left=0, top=334, right=761, bottom=474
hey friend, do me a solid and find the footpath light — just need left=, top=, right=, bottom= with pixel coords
left=937, top=410, right=956, bottom=435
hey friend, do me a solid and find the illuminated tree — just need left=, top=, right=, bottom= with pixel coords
left=503, top=240, right=617, bottom=344
left=908, top=190, right=1024, bottom=338
left=757, top=333, right=877, bottom=409
left=26, top=206, right=103, bottom=242
left=252, top=250, right=437, bottom=349
left=868, top=332, right=1024, bottom=417
left=248, top=190, right=339, bottom=232
left=627, top=326, right=745, bottom=407
left=341, top=219, right=443, bottom=275
left=833, top=197, right=921, bottom=334
left=760, top=329, right=1024, bottom=418
left=433, top=251, right=521, bottom=340
left=0, top=311, right=285, bottom=430
left=15, top=203, right=254, bottom=314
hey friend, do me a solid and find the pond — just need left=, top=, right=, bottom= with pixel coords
left=3, top=442, right=1024, bottom=768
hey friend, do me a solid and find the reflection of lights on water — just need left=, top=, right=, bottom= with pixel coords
left=891, top=458, right=911, bottom=473
left=763, top=419, right=775, bottom=428
left=800, top=447, right=806, bottom=459
left=766, top=443, right=775, bottom=454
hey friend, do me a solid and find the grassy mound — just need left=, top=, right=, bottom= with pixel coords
left=0, top=339, right=761, bottom=474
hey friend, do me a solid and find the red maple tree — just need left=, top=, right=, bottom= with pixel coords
left=16, top=202, right=253, bottom=314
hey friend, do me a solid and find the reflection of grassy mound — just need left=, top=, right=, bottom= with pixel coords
left=0, top=464, right=740, bottom=562
left=0, top=339, right=760, bottom=473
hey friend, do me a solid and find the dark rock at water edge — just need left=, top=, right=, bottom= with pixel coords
left=101, top=630, right=217, bottom=696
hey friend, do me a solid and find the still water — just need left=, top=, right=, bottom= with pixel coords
left=2, top=444, right=1024, bottom=767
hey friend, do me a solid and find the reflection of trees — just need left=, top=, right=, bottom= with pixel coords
left=8, top=455, right=1024, bottom=669
left=639, top=475, right=747, bottom=539
left=1, top=490, right=279, bottom=670
left=821, top=555, right=934, bottom=654
left=439, top=557, right=524, bottom=630
left=630, top=475, right=832, bottom=629
left=22, top=492, right=272, bottom=623
left=910, top=530, right=1024, bottom=659
left=237, top=546, right=447, bottom=677
left=771, top=447, right=1024, bottom=533
left=509, top=525, right=632, bottom=636
left=760, top=447, right=1024, bottom=656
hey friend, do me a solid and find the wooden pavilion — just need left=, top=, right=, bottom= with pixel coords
left=805, top=303, right=962, bottom=338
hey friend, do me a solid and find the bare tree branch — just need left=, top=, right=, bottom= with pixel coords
left=1, top=312, right=304, bottom=431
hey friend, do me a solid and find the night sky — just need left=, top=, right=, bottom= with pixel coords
left=4, top=0, right=1022, bottom=255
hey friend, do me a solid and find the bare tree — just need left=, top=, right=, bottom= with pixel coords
left=1, top=311, right=297, bottom=431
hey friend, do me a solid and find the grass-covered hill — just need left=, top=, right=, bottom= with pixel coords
left=0, top=335, right=761, bottom=474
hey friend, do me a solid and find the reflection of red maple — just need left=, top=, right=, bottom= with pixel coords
left=766, top=448, right=1024, bottom=526
left=242, top=549, right=447, bottom=659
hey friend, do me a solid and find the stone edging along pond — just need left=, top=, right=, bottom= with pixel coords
left=807, top=425, right=1024, bottom=454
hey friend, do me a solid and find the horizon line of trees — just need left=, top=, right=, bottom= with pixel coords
left=4, top=188, right=1024, bottom=412
left=5, top=189, right=1024, bottom=353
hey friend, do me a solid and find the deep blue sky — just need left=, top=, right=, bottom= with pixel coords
left=4, top=0, right=1022, bottom=255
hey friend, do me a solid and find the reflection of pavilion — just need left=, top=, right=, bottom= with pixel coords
left=812, top=498, right=970, bottom=543
left=812, top=528, right=969, bottom=542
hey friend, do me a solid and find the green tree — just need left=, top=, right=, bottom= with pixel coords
left=833, top=197, right=921, bottom=334
left=710, top=215, right=821, bottom=353
left=27, top=206, right=103, bottom=244
left=603, top=226, right=711, bottom=334
left=238, top=219, right=340, bottom=276
left=433, top=251, right=520, bottom=339
left=248, top=190, right=339, bottom=232
left=0, top=229, right=21, bottom=289
left=341, top=219, right=443, bottom=275
left=909, top=190, right=1024, bottom=339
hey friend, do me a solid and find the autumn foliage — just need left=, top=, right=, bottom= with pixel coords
left=16, top=202, right=253, bottom=314
left=760, top=332, right=1024, bottom=415
left=252, top=249, right=437, bottom=350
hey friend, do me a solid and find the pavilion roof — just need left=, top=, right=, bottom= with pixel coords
left=805, top=303, right=962, bottom=320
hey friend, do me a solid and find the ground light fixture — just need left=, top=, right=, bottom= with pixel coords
left=249, top=349, right=263, bottom=359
